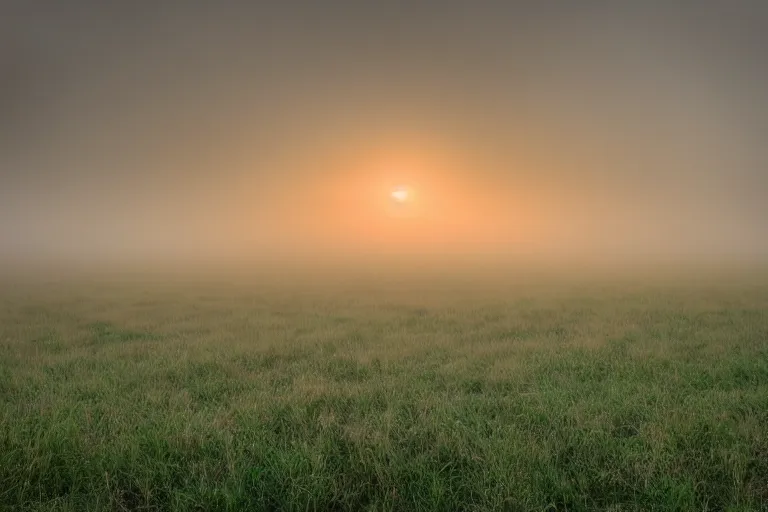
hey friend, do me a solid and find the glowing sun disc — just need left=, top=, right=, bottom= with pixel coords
left=391, top=187, right=410, bottom=203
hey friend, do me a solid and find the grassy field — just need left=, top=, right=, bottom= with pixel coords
left=1, top=271, right=767, bottom=511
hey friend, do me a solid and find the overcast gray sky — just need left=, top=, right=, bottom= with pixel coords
left=1, top=1, right=766, bottom=271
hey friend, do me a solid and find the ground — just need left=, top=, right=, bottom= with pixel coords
left=1, top=271, right=767, bottom=511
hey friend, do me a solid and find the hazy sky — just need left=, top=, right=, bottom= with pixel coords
left=1, top=1, right=767, bottom=270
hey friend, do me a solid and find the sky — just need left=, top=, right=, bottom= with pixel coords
left=1, top=1, right=767, bottom=273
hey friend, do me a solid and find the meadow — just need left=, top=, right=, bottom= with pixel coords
left=1, top=269, right=767, bottom=511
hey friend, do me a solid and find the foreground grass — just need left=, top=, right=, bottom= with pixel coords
left=1, top=275, right=767, bottom=511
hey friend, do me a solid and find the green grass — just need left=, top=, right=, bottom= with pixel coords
left=1, top=275, right=767, bottom=511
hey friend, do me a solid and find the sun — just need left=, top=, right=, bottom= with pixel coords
left=391, top=186, right=410, bottom=203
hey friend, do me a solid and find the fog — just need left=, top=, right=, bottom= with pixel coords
left=2, top=2, right=767, bottom=278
